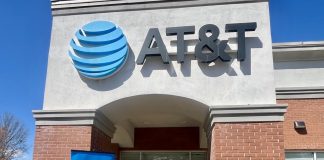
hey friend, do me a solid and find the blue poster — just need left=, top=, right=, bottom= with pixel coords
left=71, top=150, right=116, bottom=160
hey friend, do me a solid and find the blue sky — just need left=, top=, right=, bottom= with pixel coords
left=0, top=0, right=323, bottom=159
left=0, top=0, right=51, bottom=159
left=270, top=0, right=324, bottom=42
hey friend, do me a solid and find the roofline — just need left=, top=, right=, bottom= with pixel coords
left=273, top=41, right=324, bottom=49
left=51, top=0, right=268, bottom=16
left=272, top=41, right=324, bottom=62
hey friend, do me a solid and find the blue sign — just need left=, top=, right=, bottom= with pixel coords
left=69, top=21, right=128, bottom=79
left=71, top=150, right=116, bottom=160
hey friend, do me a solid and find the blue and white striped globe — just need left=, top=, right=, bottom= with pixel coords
left=68, top=21, right=128, bottom=79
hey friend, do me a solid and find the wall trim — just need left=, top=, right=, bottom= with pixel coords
left=51, top=0, right=268, bottom=16
left=32, top=109, right=116, bottom=137
left=204, top=104, right=288, bottom=134
left=273, top=41, right=324, bottom=62
left=276, top=86, right=324, bottom=99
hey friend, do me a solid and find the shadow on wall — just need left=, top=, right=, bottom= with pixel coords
left=295, top=128, right=308, bottom=135
left=241, top=37, right=263, bottom=75
left=79, top=44, right=136, bottom=91
left=141, top=37, right=263, bottom=77
left=140, top=56, right=179, bottom=77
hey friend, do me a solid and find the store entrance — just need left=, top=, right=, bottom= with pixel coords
left=121, top=151, right=207, bottom=160
left=119, top=127, right=207, bottom=160
left=99, top=95, right=209, bottom=149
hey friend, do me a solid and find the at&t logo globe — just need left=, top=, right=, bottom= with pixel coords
left=68, top=21, right=128, bottom=79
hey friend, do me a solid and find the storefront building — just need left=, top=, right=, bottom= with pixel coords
left=32, top=0, right=324, bottom=159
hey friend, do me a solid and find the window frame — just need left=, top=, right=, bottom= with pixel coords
left=285, top=151, right=324, bottom=160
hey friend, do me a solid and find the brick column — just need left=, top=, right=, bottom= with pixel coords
left=206, top=104, right=287, bottom=160
left=210, top=122, right=284, bottom=160
left=33, top=110, right=117, bottom=160
left=33, top=125, right=117, bottom=160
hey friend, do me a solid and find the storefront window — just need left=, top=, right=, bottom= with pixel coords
left=142, top=152, right=189, bottom=160
left=286, top=152, right=313, bottom=160
left=121, top=152, right=141, bottom=160
left=317, top=153, right=324, bottom=160
left=286, top=152, right=324, bottom=160
left=121, top=151, right=206, bottom=160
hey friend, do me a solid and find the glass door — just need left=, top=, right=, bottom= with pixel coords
left=142, top=152, right=189, bottom=160
left=121, top=151, right=206, bottom=160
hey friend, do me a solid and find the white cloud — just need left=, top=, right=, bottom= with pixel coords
left=13, top=150, right=32, bottom=160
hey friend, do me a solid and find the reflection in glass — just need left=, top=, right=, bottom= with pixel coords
left=317, top=152, right=324, bottom=160
left=285, top=152, right=313, bottom=160
left=142, top=152, right=189, bottom=160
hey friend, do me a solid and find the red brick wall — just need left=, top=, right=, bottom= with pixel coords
left=210, top=122, right=284, bottom=160
left=34, top=126, right=92, bottom=160
left=33, top=125, right=117, bottom=160
left=278, top=99, right=324, bottom=150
